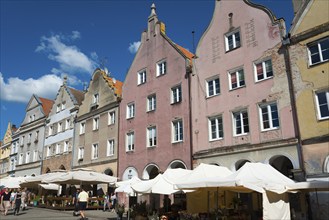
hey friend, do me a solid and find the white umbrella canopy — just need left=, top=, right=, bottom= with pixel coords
left=175, top=162, right=295, bottom=193
left=20, top=171, right=66, bottom=188
left=42, top=169, right=117, bottom=185
left=0, top=176, right=27, bottom=189
left=115, top=176, right=141, bottom=196
left=285, top=180, right=329, bottom=192
left=131, top=168, right=192, bottom=195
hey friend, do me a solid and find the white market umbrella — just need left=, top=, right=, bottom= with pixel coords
left=0, top=176, right=27, bottom=189
left=131, top=168, right=192, bottom=195
left=20, top=171, right=66, bottom=188
left=42, top=169, right=117, bottom=185
left=115, top=176, right=141, bottom=196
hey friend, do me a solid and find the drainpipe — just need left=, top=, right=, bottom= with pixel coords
left=186, top=60, right=194, bottom=170
left=281, top=35, right=306, bottom=181
left=71, top=115, right=77, bottom=170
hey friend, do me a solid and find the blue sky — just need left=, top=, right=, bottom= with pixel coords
left=0, top=0, right=294, bottom=139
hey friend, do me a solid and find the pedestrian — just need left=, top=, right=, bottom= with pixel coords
left=14, top=188, right=22, bottom=216
left=77, top=187, right=89, bottom=220
left=10, top=189, right=16, bottom=209
left=1, top=187, right=11, bottom=216
left=72, top=188, right=80, bottom=216
left=103, top=192, right=110, bottom=211
left=21, top=187, right=27, bottom=210
left=110, top=192, right=117, bottom=212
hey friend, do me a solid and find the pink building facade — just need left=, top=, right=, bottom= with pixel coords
left=191, top=0, right=302, bottom=177
left=118, top=4, right=193, bottom=182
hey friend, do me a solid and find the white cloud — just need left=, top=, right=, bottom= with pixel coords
left=36, top=32, right=96, bottom=75
left=128, top=41, right=141, bottom=54
left=0, top=72, right=62, bottom=103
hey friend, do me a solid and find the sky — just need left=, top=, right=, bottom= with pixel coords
left=0, top=0, right=294, bottom=139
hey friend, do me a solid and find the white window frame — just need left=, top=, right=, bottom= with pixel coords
left=206, top=77, right=220, bottom=97
left=127, top=103, right=135, bottom=119
left=308, top=37, right=329, bottom=65
left=229, top=68, right=245, bottom=90
left=254, top=59, right=273, bottom=82
left=80, top=122, right=85, bottom=134
left=93, top=117, right=99, bottom=130
left=63, top=141, right=69, bottom=153
left=147, top=126, right=157, bottom=147
left=47, top=146, right=51, bottom=157
left=259, top=102, right=280, bottom=131
left=172, top=119, right=183, bottom=143
left=225, top=29, right=241, bottom=51
left=33, top=150, right=38, bottom=162
left=56, top=143, right=61, bottom=154
left=61, top=101, right=66, bottom=110
left=19, top=153, right=24, bottom=164
left=147, top=94, right=156, bottom=112
left=171, top=85, right=182, bottom=104
left=108, top=111, right=116, bottom=125
left=107, top=139, right=115, bottom=156
left=138, top=69, right=147, bottom=85
left=315, top=90, right=329, bottom=120
left=56, top=104, right=61, bottom=112
left=25, top=151, right=30, bottom=163
left=78, top=147, right=84, bottom=160
left=93, top=93, right=99, bottom=104
left=92, top=143, right=99, bottom=159
left=49, top=126, right=53, bottom=136
left=126, top=132, right=135, bottom=152
left=27, top=133, right=32, bottom=144
left=57, top=122, right=63, bottom=133
left=232, top=109, right=249, bottom=136
left=157, top=60, right=167, bottom=76
left=65, top=119, right=70, bottom=130
left=208, top=115, right=223, bottom=141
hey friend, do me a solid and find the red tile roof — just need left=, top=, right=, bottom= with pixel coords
left=39, top=97, right=54, bottom=116
left=101, top=70, right=123, bottom=98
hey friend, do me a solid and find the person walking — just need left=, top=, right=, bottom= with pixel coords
left=10, top=189, right=16, bottom=209
left=77, top=187, right=89, bottom=220
left=21, top=188, right=27, bottom=210
left=110, top=192, right=117, bottom=212
left=103, top=192, right=110, bottom=212
left=1, top=187, right=11, bottom=216
left=14, top=188, right=22, bottom=216
left=72, top=188, right=80, bottom=216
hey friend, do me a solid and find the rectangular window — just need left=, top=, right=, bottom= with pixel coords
left=93, top=93, right=99, bottom=104
left=157, top=60, right=167, bottom=76
left=171, top=85, right=182, bottom=104
left=225, top=30, right=241, bottom=51
left=207, top=77, right=220, bottom=97
left=93, top=117, right=99, bottom=130
left=229, top=68, right=245, bottom=90
left=138, top=69, right=147, bottom=85
left=56, top=104, right=61, bottom=112
left=27, top=133, right=32, bottom=144
left=80, top=122, right=85, bottom=134
left=57, top=122, right=62, bottom=133
left=63, top=141, right=69, bottom=153
left=147, top=94, right=156, bottom=112
left=172, top=120, right=183, bottom=142
left=147, top=126, right=157, bottom=147
left=259, top=102, right=280, bottom=130
left=35, top=131, right=39, bottom=142
left=208, top=115, right=223, bottom=140
left=254, top=59, right=273, bottom=81
left=19, top=153, right=24, bottom=164
left=56, top=143, right=61, bottom=154
left=33, top=150, right=38, bottom=162
left=61, top=102, right=66, bottom=110
left=78, top=147, right=84, bottom=160
left=25, top=152, right=30, bottom=163
left=20, top=136, right=24, bottom=146
left=107, top=139, right=115, bottom=156
left=92, top=143, right=98, bottom=159
left=108, top=111, right=116, bottom=125
left=233, top=110, right=249, bottom=136
left=49, top=126, right=53, bottom=136
left=127, top=103, right=135, bottom=119
left=126, top=132, right=135, bottom=152
left=47, top=146, right=51, bottom=157
left=308, top=37, right=329, bottom=65
left=315, top=90, right=329, bottom=120
left=65, top=119, right=70, bottom=130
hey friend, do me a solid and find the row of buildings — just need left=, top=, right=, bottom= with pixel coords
left=1, top=0, right=328, bottom=216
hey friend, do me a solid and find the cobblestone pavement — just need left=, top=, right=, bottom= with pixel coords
left=0, top=207, right=126, bottom=220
